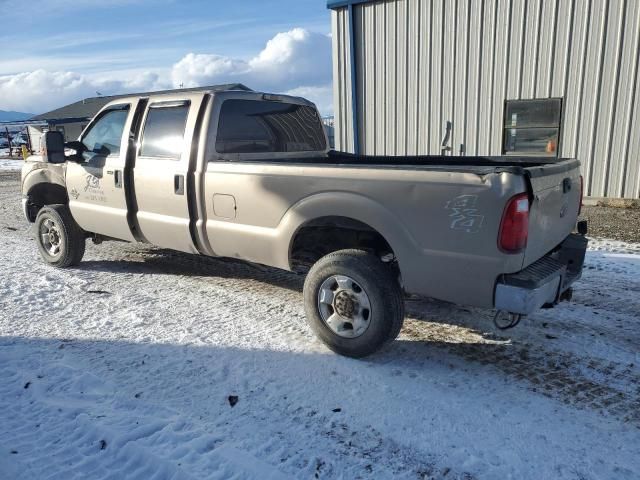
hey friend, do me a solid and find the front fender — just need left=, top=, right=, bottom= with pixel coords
left=21, top=163, right=68, bottom=222
left=22, top=162, right=67, bottom=196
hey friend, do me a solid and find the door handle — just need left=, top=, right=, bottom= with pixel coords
left=174, top=174, right=185, bottom=195
left=114, top=170, right=122, bottom=188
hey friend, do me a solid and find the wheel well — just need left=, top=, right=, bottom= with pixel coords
left=289, top=216, right=397, bottom=273
left=25, top=183, right=68, bottom=222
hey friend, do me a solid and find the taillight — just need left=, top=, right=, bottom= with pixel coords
left=578, top=175, right=584, bottom=215
left=499, top=193, right=529, bottom=253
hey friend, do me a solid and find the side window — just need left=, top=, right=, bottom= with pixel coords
left=81, top=107, right=129, bottom=156
left=140, top=104, right=190, bottom=159
left=212, top=99, right=327, bottom=156
left=503, top=99, right=562, bottom=156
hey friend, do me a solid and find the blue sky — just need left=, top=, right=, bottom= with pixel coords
left=0, top=0, right=334, bottom=114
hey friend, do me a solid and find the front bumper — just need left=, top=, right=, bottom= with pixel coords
left=495, top=233, right=588, bottom=315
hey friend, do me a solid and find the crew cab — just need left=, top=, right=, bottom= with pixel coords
left=21, top=86, right=587, bottom=357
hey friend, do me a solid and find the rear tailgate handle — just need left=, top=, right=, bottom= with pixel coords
left=174, top=174, right=185, bottom=195
left=562, top=178, right=572, bottom=193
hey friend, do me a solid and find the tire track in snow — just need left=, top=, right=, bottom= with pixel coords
left=401, top=311, right=640, bottom=428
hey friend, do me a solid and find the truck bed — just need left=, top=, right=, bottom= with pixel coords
left=264, top=151, right=580, bottom=178
left=265, top=150, right=583, bottom=272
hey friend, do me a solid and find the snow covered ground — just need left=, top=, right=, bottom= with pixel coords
left=0, top=153, right=24, bottom=172
left=0, top=174, right=639, bottom=479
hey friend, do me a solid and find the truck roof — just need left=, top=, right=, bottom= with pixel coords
left=103, top=89, right=316, bottom=109
left=32, top=84, right=253, bottom=122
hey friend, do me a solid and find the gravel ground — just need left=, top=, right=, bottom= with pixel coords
left=580, top=205, right=640, bottom=243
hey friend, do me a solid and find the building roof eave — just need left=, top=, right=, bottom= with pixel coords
left=0, top=119, right=48, bottom=127
left=327, top=0, right=376, bottom=9
left=47, top=117, right=92, bottom=125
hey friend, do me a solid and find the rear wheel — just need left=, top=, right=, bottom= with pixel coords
left=303, top=249, right=404, bottom=358
left=35, top=205, right=85, bottom=268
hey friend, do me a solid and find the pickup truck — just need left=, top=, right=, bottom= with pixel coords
left=21, top=87, right=587, bottom=357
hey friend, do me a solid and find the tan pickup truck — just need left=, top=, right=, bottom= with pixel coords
left=21, top=87, right=587, bottom=357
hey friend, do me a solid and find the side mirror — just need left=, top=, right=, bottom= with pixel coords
left=41, top=131, right=66, bottom=164
left=65, top=141, right=85, bottom=153
left=64, top=141, right=85, bottom=162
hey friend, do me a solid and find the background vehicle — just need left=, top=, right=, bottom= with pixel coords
left=21, top=87, right=587, bottom=357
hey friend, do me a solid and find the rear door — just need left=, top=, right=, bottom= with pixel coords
left=66, top=103, right=137, bottom=241
left=522, top=160, right=582, bottom=266
left=200, top=93, right=329, bottom=263
left=132, top=94, right=205, bottom=253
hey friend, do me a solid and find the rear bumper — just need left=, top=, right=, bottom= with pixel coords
left=495, top=232, right=588, bottom=315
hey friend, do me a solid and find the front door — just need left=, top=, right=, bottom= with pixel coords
left=133, top=96, right=203, bottom=253
left=66, top=103, right=136, bottom=241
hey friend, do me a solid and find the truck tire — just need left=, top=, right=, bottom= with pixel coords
left=303, top=249, right=404, bottom=358
left=35, top=205, right=86, bottom=268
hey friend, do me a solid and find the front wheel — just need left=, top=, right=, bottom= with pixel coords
left=303, top=249, right=404, bottom=358
left=35, top=205, right=86, bottom=268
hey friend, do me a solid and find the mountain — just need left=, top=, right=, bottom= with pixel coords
left=0, top=110, right=34, bottom=122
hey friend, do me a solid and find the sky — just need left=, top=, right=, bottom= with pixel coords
left=0, top=0, right=334, bottom=115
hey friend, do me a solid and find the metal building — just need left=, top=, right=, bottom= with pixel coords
left=329, top=0, right=640, bottom=199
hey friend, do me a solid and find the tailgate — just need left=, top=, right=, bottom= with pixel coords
left=522, top=160, right=582, bottom=268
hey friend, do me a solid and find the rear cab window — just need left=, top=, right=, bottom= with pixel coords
left=212, top=99, right=327, bottom=157
left=139, top=102, right=190, bottom=159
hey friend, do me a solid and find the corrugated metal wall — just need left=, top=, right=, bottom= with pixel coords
left=331, top=0, right=640, bottom=198
left=331, top=7, right=355, bottom=152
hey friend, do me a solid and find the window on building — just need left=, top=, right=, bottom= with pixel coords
left=213, top=99, right=327, bottom=155
left=503, top=99, right=562, bottom=156
left=140, top=103, right=190, bottom=159
left=81, top=107, right=130, bottom=156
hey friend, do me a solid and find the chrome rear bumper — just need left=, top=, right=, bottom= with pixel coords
left=495, top=233, right=588, bottom=315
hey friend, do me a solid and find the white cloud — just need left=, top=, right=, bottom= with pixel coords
left=0, top=28, right=334, bottom=115
left=99, top=71, right=169, bottom=93
left=247, top=28, right=332, bottom=90
left=171, top=28, right=332, bottom=93
left=0, top=70, right=94, bottom=113
left=0, top=70, right=168, bottom=114
left=171, top=54, right=250, bottom=88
